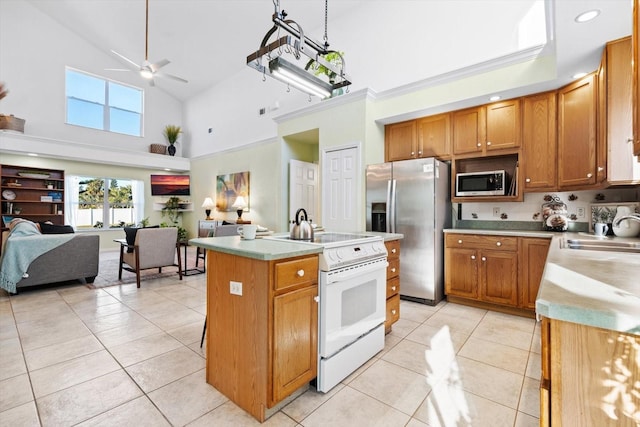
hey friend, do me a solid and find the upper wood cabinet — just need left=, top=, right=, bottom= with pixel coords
left=385, top=120, right=417, bottom=162
left=634, top=0, right=640, bottom=156
left=453, top=107, right=486, bottom=155
left=557, top=73, right=599, bottom=189
left=522, top=92, right=557, bottom=192
left=416, top=113, right=451, bottom=160
left=452, top=100, right=521, bottom=156
left=599, top=36, right=640, bottom=185
left=486, top=99, right=521, bottom=151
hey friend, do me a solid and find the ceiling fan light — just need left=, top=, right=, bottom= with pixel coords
left=140, top=68, right=153, bottom=79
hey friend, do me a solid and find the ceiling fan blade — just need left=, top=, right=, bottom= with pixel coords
left=155, top=72, right=189, bottom=84
left=149, top=59, right=170, bottom=72
left=111, top=50, right=141, bottom=71
left=104, top=68, right=131, bottom=72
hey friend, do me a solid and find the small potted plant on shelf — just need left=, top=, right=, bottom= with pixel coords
left=163, top=125, right=181, bottom=156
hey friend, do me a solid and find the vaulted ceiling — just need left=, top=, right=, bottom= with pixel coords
left=26, top=0, right=632, bottom=102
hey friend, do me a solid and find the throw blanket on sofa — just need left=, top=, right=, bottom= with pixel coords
left=0, top=221, right=74, bottom=293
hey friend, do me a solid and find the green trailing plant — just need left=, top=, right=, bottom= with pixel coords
left=163, top=125, right=181, bottom=145
left=161, top=197, right=187, bottom=241
left=305, top=51, right=344, bottom=83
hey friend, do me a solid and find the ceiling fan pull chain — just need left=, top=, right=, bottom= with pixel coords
left=145, top=0, right=149, bottom=61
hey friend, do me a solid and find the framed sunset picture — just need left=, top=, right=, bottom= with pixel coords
left=150, top=174, right=191, bottom=196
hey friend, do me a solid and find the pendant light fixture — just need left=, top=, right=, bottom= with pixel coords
left=247, top=0, right=351, bottom=99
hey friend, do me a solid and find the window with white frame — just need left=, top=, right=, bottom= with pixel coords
left=65, top=68, right=143, bottom=137
left=65, top=176, right=144, bottom=230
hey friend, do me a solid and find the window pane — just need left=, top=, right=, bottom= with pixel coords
left=67, top=98, right=104, bottom=129
left=109, top=82, right=142, bottom=113
left=109, top=108, right=141, bottom=136
left=66, top=70, right=105, bottom=103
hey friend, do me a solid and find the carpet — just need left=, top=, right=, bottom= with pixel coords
left=88, top=246, right=204, bottom=289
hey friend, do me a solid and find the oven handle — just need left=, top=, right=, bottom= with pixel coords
left=326, top=260, right=388, bottom=283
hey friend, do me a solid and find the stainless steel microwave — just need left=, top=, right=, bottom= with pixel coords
left=456, top=170, right=506, bottom=197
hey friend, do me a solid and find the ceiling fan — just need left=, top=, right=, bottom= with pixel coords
left=106, top=0, right=188, bottom=86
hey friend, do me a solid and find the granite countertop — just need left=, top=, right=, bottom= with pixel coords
left=446, top=228, right=640, bottom=335
left=189, top=236, right=323, bottom=261
left=189, top=231, right=402, bottom=261
left=535, top=232, right=640, bottom=335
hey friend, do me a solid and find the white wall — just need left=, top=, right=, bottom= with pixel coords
left=0, top=1, right=183, bottom=155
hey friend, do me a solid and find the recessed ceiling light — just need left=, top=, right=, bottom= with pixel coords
left=164, top=168, right=172, bottom=171
left=572, top=72, right=588, bottom=79
left=27, top=153, right=38, bottom=157
left=575, top=9, right=600, bottom=23
left=489, top=95, right=501, bottom=102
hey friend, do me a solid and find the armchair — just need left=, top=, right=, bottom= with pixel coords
left=118, top=227, right=182, bottom=288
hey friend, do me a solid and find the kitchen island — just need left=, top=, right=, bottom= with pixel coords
left=535, top=232, right=640, bottom=426
left=189, top=235, right=323, bottom=422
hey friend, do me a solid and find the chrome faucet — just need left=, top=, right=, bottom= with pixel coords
left=613, top=214, right=640, bottom=227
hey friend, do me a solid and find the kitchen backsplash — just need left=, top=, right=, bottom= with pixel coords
left=456, top=188, right=639, bottom=230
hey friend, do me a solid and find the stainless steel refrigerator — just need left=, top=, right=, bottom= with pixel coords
left=366, top=158, right=451, bottom=305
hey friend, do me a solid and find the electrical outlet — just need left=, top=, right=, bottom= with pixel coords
left=230, top=281, right=242, bottom=296
left=577, top=207, right=585, bottom=218
left=493, top=207, right=500, bottom=217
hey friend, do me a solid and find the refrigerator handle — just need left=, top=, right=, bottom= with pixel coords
left=389, top=179, right=397, bottom=233
left=386, top=180, right=392, bottom=233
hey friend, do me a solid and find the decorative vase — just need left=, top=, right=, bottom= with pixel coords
left=167, top=145, right=176, bottom=156
left=612, top=205, right=640, bottom=237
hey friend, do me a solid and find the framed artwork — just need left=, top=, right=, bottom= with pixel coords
left=216, top=171, right=250, bottom=212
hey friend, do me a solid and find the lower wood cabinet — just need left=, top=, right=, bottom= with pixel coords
left=206, top=251, right=318, bottom=422
left=445, top=233, right=550, bottom=313
left=540, top=317, right=640, bottom=426
left=385, top=239, right=401, bottom=332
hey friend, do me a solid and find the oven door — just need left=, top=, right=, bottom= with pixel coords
left=319, top=257, right=387, bottom=358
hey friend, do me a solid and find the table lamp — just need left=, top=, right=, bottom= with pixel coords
left=202, top=197, right=215, bottom=220
left=232, top=196, right=248, bottom=223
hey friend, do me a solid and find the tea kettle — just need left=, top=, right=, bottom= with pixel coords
left=290, top=208, right=314, bottom=241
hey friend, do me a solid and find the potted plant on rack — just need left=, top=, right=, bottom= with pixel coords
left=163, top=125, right=181, bottom=156
left=161, top=196, right=187, bottom=241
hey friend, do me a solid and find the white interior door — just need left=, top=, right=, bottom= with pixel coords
left=322, top=144, right=361, bottom=232
left=289, top=159, right=319, bottom=225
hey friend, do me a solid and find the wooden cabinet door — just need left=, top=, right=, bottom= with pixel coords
left=453, top=107, right=485, bottom=155
left=272, top=285, right=318, bottom=403
left=557, top=73, right=598, bottom=189
left=634, top=0, right=640, bottom=156
left=519, top=238, right=550, bottom=310
left=479, top=250, right=518, bottom=306
left=445, top=247, right=479, bottom=298
left=522, top=92, right=557, bottom=191
left=417, top=113, right=451, bottom=159
left=385, top=120, right=417, bottom=162
left=486, top=99, right=521, bottom=151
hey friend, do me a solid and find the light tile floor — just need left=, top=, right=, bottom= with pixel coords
left=0, top=249, right=541, bottom=426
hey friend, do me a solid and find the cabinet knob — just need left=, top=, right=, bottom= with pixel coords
left=597, top=166, right=604, bottom=172
left=418, top=151, right=422, bottom=155
left=471, top=255, right=476, bottom=260
left=391, top=309, right=397, bottom=315
left=391, top=286, right=397, bottom=292
left=525, top=178, right=531, bottom=183
left=477, top=142, right=482, bottom=147
left=391, top=268, right=396, bottom=273
left=587, top=173, right=593, bottom=178
left=314, top=296, right=319, bottom=303
left=391, top=248, right=397, bottom=254
left=411, top=151, right=415, bottom=156
left=496, top=241, right=502, bottom=247
left=481, top=256, right=486, bottom=261
left=458, top=239, right=463, bottom=244
left=297, top=269, right=305, bottom=277
left=486, top=141, right=492, bottom=146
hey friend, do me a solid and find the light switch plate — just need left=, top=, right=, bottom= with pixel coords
left=230, top=281, right=242, bottom=296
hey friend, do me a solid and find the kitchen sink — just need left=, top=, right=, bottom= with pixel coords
left=564, top=238, right=640, bottom=253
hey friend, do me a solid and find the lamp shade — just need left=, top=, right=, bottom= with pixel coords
left=232, top=196, right=247, bottom=209
left=202, top=197, right=215, bottom=209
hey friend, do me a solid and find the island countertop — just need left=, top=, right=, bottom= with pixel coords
left=189, top=236, right=323, bottom=261
left=535, top=232, right=640, bottom=335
